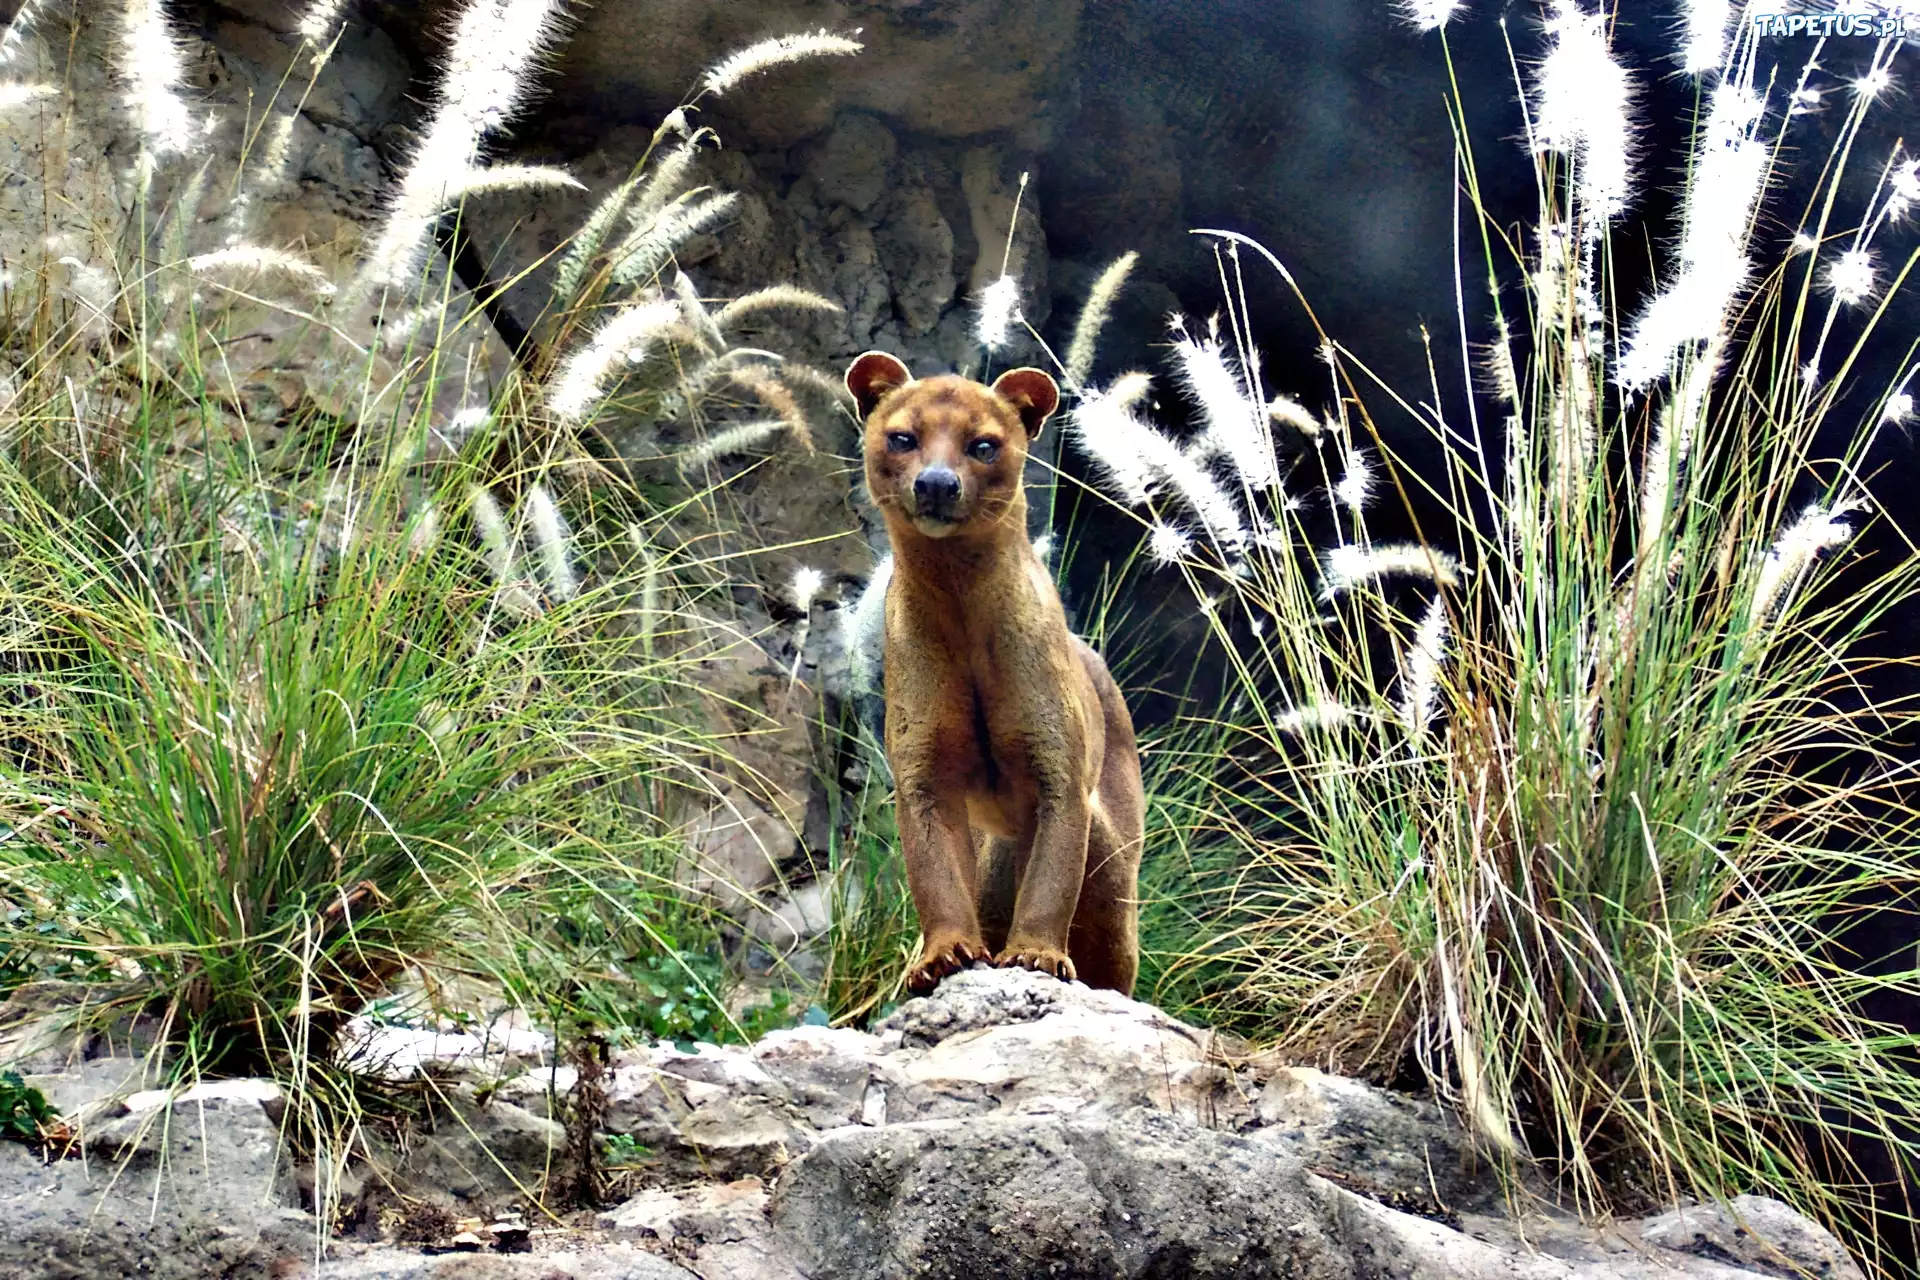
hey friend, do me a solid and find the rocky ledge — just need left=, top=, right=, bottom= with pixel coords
left=4, top=969, right=1862, bottom=1280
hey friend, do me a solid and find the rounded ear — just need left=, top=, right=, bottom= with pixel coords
left=991, top=367, right=1061, bottom=440
left=845, top=351, right=913, bottom=420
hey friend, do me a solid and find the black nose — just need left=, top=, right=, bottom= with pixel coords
left=913, top=467, right=962, bottom=516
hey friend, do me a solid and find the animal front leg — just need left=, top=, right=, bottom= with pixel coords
left=896, top=776, right=989, bottom=994
left=998, top=794, right=1090, bottom=981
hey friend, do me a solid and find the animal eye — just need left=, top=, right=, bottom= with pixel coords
left=968, top=438, right=1000, bottom=463
left=886, top=432, right=917, bottom=454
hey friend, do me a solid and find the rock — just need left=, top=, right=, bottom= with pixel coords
left=0, top=969, right=1864, bottom=1280
left=802, top=113, right=899, bottom=215
left=772, top=1102, right=1848, bottom=1280
left=1250, top=1064, right=1494, bottom=1212
left=599, top=1177, right=807, bottom=1280
left=770, top=1107, right=1356, bottom=1279
left=313, top=1240, right=700, bottom=1278
left=400, top=1092, right=568, bottom=1213
left=743, top=882, right=839, bottom=961
left=750, top=1025, right=881, bottom=1130
left=600, top=1175, right=768, bottom=1242
left=1633, top=1196, right=1867, bottom=1280
left=881, top=980, right=1240, bottom=1125
left=0, top=1080, right=312, bottom=1280
left=124, top=1075, right=287, bottom=1121
left=336, top=1014, right=554, bottom=1082
left=873, top=177, right=958, bottom=337
left=370, top=0, right=1083, bottom=150
left=679, top=787, right=803, bottom=912
left=23, top=1055, right=164, bottom=1128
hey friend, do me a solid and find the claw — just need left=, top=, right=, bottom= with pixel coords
left=906, top=936, right=989, bottom=994
left=995, top=947, right=1077, bottom=982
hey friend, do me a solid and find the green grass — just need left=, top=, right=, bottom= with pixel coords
left=0, top=8, right=868, bottom=1229
left=1027, top=17, right=1920, bottom=1273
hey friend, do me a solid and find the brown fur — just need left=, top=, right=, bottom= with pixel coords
left=845, top=352, right=1148, bottom=996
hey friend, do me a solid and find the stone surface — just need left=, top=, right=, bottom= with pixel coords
left=1633, top=1196, right=1867, bottom=1280
left=771, top=1107, right=1357, bottom=1280
left=1251, top=1063, right=1493, bottom=1212
left=400, top=1091, right=569, bottom=1213
left=0, top=1079, right=313, bottom=1280
left=312, top=1241, right=698, bottom=1279
left=370, top=0, right=1083, bottom=150
left=0, top=968, right=1870, bottom=1280
left=24, top=1054, right=165, bottom=1128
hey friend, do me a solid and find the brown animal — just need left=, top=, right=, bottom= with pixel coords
left=846, top=351, right=1147, bottom=996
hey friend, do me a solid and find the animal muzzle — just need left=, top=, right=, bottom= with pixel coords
left=911, top=467, right=963, bottom=522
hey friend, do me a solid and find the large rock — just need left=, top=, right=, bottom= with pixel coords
left=312, top=1241, right=699, bottom=1279
left=371, top=0, right=1082, bottom=150
left=772, top=1106, right=1357, bottom=1280
left=0, top=970, right=1869, bottom=1280
left=0, top=1079, right=314, bottom=1280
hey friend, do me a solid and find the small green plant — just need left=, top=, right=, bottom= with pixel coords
left=0, top=1071, right=57, bottom=1144
left=603, top=1132, right=652, bottom=1169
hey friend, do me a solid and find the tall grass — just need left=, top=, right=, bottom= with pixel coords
left=1046, top=1, right=1920, bottom=1266
left=0, top=0, right=864, bottom=1188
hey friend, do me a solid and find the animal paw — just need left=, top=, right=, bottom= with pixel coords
left=905, top=935, right=990, bottom=995
left=995, top=945, right=1077, bottom=982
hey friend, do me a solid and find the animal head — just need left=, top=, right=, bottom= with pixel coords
left=846, top=352, right=1059, bottom=540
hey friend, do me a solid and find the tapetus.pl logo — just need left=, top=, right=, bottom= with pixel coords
left=1749, top=10, right=1916, bottom=36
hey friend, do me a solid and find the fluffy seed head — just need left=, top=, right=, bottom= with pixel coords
left=296, top=0, right=348, bottom=44
left=548, top=297, right=681, bottom=422
left=0, top=83, right=55, bottom=109
left=974, top=273, right=1021, bottom=352
left=1679, top=0, right=1732, bottom=75
left=1616, top=80, right=1766, bottom=389
left=468, top=484, right=515, bottom=582
left=1534, top=0, right=1635, bottom=232
left=717, top=285, right=842, bottom=329
left=1335, top=450, right=1376, bottom=512
left=1396, top=0, right=1466, bottom=31
left=1399, top=594, right=1450, bottom=739
left=790, top=566, right=825, bottom=613
left=1825, top=248, right=1876, bottom=306
left=1172, top=327, right=1280, bottom=490
left=1852, top=67, right=1893, bottom=101
left=526, top=484, right=576, bottom=602
left=354, top=0, right=567, bottom=294
left=0, top=0, right=49, bottom=68
left=188, top=245, right=337, bottom=295
left=610, top=190, right=739, bottom=287
left=1064, top=251, right=1138, bottom=388
left=675, top=419, right=789, bottom=470
left=1321, top=542, right=1464, bottom=600
left=1148, top=522, right=1194, bottom=565
left=701, top=30, right=863, bottom=97
left=1751, top=499, right=1861, bottom=625
left=1276, top=700, right=1358, bottom=735
left=1268, top=394, right=1322, bottom=438
left=119, top=0, right=196, bottom=161
left=441, top=164, right=584, bottom=200
left=1883, top=391, right=1915, bottom=425
left=1068, top=374, right=1248, bottom=550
